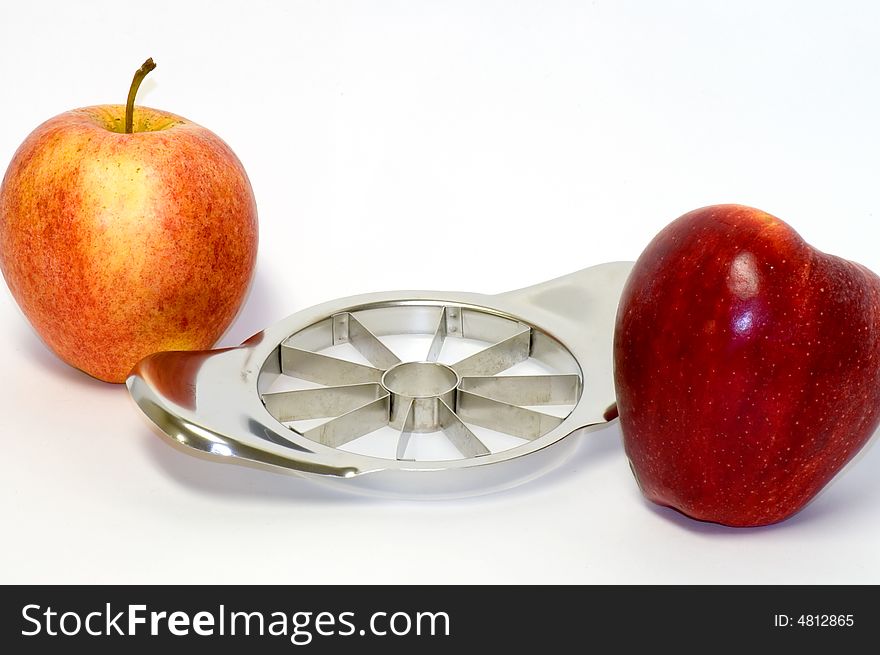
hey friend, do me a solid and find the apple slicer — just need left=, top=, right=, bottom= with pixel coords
left=126, top=261, right=634, bottom=498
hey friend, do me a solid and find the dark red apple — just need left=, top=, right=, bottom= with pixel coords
left=614, top=204, right=880, bottom=527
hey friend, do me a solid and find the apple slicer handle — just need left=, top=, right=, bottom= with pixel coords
left=496, top=261, right=634, bottom=329
left=496, top=261, right=635, bottom=429
left=126, top=348, right=361, bottom=478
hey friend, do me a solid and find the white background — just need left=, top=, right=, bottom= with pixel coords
left=1, top=0, right=879, bottom=583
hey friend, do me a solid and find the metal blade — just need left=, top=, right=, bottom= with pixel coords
left=456, top=390, right=563, bottom=440
left=438, top=400, right=490, bottom=458
left=333, top=312, right=401, bottom=369
left=301, top=396, right=390, bottom=447
left=458, top=375, right=580, bottom=406
left=395, top=400, right=416, bottom=461
left=426, top=307, right=447, bottom=362
left=450, top=325, right=531, bottom=377
left=263, top=384, right=386, bottom=422
left=281, top=345, right=384, bottom=385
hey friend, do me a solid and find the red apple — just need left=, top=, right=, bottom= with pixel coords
left=614, top=204, right=880, bottom=526
left=0, top=59, right=257, bottom=382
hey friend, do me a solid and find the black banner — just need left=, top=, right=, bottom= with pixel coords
left=0, top=586, right=874, bottom=652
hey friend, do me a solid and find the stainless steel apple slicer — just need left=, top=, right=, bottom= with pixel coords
left=126, top=261, right=634, bottom=498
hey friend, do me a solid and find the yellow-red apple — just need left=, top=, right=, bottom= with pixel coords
left=0, top=60, right=257, bottom=382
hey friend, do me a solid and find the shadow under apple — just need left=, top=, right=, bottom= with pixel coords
left=13, top=321, right=110, bottom=389
left=216, top=266, right=290, bottom=348
left=490, top=422, right=626, bottom=502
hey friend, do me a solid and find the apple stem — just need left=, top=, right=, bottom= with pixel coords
left=124, top=58, right=157, bottom=134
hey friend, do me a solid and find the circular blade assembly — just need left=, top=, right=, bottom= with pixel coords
left=126, top=261, right=633, bottom=498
